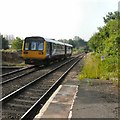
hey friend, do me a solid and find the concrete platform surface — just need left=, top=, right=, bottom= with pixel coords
left=33, top=59, right=118, bottom=119
left=34, top=85, right=78, bottom=119
left=71, top=79, right=118, bottom=119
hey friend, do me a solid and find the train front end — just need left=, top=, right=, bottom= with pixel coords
left=22, top=37, right=47, bottom=65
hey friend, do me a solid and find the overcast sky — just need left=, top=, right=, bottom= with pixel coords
left=0, top=0, right=119, bottom=41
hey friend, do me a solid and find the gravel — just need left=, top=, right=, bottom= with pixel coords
left=2, top=56, right=80, bottom=119
left=2, top=57, right=74, bottom=97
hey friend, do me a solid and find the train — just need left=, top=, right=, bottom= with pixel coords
left=22, top=36, right=73, bottom=65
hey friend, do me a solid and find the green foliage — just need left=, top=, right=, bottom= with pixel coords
left=72, top=48, right=84, bottom=54
left=103, top=11, right=119, bottom=23
left=0, top=35, right=9, bottom=49
left=79, top=53, right=100, bottom=79
left=12, top=37, right=23, bottom=50
left=80, top=11, right=119, bottom=82
left=58, top=36, right=88, bottom=51
left=79, top=53, right=118, bottom=80
left=68, top=39, right=76, bottom=48
left=88, top=11, right=119, bottom=57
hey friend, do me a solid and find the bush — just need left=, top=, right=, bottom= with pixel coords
left=12, top=37, right=23, bottom=50
left=79, top=53, right=118, bottom=80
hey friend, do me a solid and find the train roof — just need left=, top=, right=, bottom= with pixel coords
left=64, top=43, right=73, bottom=47
left=45, top=38, right=65, bottom=45
left=25, top=36, right=73, bottom=47
left=45, top=38, right=73, bottom=47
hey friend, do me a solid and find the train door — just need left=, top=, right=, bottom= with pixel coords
left=65, top=45, right=67, bottom=56
left=50, top=42, right=52, bottom=56
left=46, top=42, right=52, bottom=58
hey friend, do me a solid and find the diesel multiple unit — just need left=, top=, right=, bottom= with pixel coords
left=22, top=36, right=73, bottom=65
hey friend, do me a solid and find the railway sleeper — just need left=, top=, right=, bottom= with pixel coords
left=18, top=95, right=39, bottom=100
left=3, top=104, right=28, bottom=112
left=31, top=86, right=51, bottom=90
left=14, top=98, right=36, bottom=103
left=8, top=98, right=36, bottom=106
left=2, top=109, right=24, bottom=115
left=5, top=103, right=30, bottom=109
left=23, top=91, right=43, bottom=96
left=28, top=88, right=47, bottom=92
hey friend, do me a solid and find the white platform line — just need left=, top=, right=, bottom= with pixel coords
left=68, top=85, right=78, bottom=119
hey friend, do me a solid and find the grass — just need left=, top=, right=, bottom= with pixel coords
left=2, top=61, right=26, bottom=67
left=0, top=49, right=17, bottom=52
left=79, top=53, right=100, bottom=79
left=79, top=53, right=118, bottom=86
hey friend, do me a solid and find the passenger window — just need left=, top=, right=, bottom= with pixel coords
left=46, top=42, right=50, bottom=54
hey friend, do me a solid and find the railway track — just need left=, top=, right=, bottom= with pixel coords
left=1, top=54, right=84, bottom=120
left=2, top=57, right=76, bottom=98
left=1, top=57, right=73, bottom=85
left=1, top=65, right=37, bottom=84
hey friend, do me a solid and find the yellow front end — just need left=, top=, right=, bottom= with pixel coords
left=22, top=41, right=47, bottom=64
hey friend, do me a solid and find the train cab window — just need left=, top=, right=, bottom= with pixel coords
left=38, top=42, right=43, bottom=50
left=30, top=41, right=44, bottom=50
left=31, top=42, right=37, bottom=50
left=24, top=37, right=44, bottom=51
left=25, top=42, right=29, bottom=50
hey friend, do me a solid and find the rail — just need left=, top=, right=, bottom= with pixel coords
left=1, top=54, right=85, bottom=119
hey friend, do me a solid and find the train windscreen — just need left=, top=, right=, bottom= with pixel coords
left=24, top=37, right=44, bottom=51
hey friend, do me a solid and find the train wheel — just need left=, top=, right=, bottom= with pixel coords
left=25, top=60, right=29, bottom=64
left=44, top=59, right=50, bottom=66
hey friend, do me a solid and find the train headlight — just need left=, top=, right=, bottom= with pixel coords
left=39, top=51, right=43, bottom=54
left=24, top=51, right=28, bottom=54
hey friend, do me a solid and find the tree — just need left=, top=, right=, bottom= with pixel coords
left=58, top=39, right=68, bottom=43
left=12, top=37, right=23, bottom=50
left=68, top=36, right=87, bottom=49
left=0, top=35, right=9, bottom=49
left=88, top=11, right=119, bottom=56
left=68, top=39, right=76, bottom=48
left=58, top=36, right=87, bottom=50
left=103, top=11, right=119, bottom=23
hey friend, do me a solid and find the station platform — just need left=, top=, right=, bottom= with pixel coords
left=34, top=84, right=78, bottom=119
left=34, top=58, right=81, bottom=119
left=33, top=60, right=118, bottom=119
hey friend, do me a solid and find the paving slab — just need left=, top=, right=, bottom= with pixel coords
left=34, top=85, right=78, bottom=119
left=71, top=79, right=119, bottom=119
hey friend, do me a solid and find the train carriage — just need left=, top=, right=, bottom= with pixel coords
left=22, top=36, right=72, bottom=65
